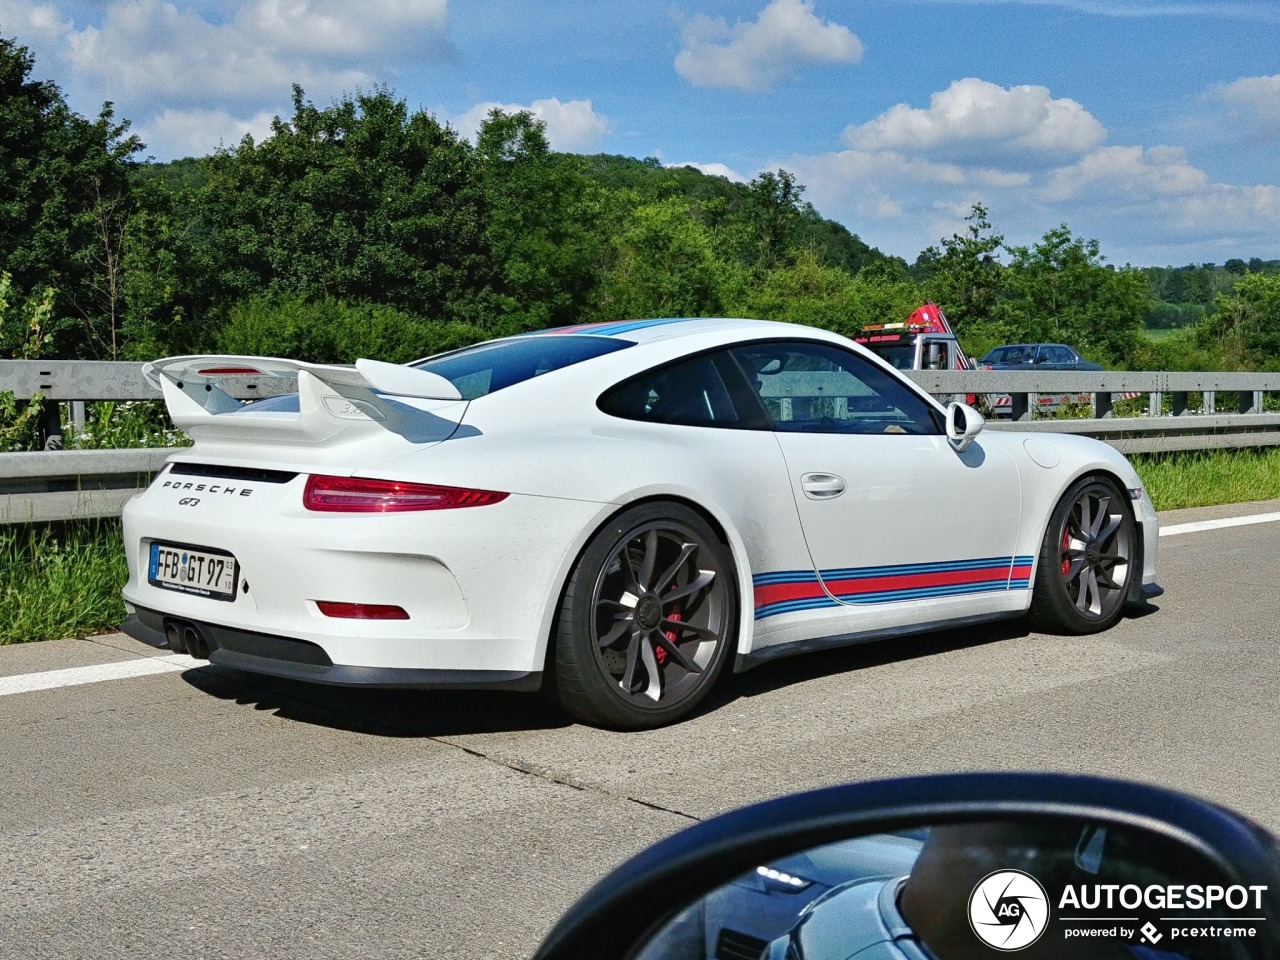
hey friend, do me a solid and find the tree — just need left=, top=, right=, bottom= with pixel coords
left=996, top=225, right=1151, bottom=365
left=1198, top=273, right=1280, bottom=370
left=916, top=204, right=1006, bottom=337
left=593, top=197, right=746, bottom=319
left=474, top=110, right=604, bottom=331
left=746, top=169, right=805, bottom=266
left=193, top=86, right=491, bottom=325
left=0, top=37, right=143, bottom=356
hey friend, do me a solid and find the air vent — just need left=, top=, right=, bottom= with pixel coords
left=716, top=928, right=769, bottom=960
left=169, top=462, right=297, bottom=484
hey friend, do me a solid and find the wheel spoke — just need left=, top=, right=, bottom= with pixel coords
left=1064, top=556, right=1088, bottom=585
left=654, top=542, right=696, bottom=595
left=1096, top=513, right=1122, bottom=547
left=1089, top=496, right=1112, bottom=537
left=637, top=530, right=658, bottom=591
left=597, top=616, right=632, bottom=649
left=637, top=635, right=663, bottom=702
left=618, top=628, right=642, bottom=692
left=654, top=634, right=702, bottom=674
left=661, top=617, right=720, bottom=643
left=663, top=569, right=716, bottom=605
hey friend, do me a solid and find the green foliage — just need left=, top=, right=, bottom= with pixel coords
left=995, top=225, right=1151, bottom=366
left=1133, top=449, right=1280, bottom=511
left=735, top=249, right=922, bottom=336
left=592, top=197, right=748, bottom=320
left=0, top=36, right=143, bottom=358
left=0, top=521, right=127, bottom=643
left=194, top=86, right=490, bottom=323
left=1197, top=272, right=1280, bottom=370
left=0, top=271, right=54, bottom=451
left=66, top=401, right=189, bottom=450
left=916, top=204, right=1006, bottom=336
left=218, top=295, right=489, bottom=364
left=475, top=110, right=605, bottom=331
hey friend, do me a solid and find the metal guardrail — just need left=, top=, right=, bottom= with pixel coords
left=3, top=360, right=1279, bottom=524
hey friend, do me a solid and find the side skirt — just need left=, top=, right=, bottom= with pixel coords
left=733, top=610, right=1024, bottom=673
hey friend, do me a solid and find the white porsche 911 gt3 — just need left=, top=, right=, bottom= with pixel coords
left=122, top=317, right=1160, bottom=729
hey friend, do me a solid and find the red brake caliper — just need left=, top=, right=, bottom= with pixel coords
left=654, top=595, right=682, bottom=666
left=1060, top=526, right=1072, bottom=575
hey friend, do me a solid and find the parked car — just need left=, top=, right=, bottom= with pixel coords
left=979, top=343, right=1103, bottom=371
left=123, top=317, right=1160, bottom=729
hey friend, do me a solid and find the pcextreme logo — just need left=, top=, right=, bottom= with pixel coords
left=969, top=869, right=1050, bottom=951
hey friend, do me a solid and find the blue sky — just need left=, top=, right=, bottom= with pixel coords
left=4, top=0, right=1278, bottom=266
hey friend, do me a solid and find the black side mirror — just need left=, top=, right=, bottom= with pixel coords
left=534, top=773, right=1279, bottom=960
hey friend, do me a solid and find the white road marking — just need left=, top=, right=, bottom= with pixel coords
left=1159, top=511, right=1280, bottom=538
left=0, top=654, right=203, bottom=698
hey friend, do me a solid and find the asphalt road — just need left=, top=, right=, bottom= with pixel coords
left=1, top=499, right=1277, bottom=959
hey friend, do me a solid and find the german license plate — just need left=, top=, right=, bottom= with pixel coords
left=148, top=542, right=238, bottom=601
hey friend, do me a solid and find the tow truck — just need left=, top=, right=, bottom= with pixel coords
left=853, top=304, right=997, bottom=414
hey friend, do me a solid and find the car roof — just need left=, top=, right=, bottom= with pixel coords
left=514, top=317, right=799, bottom=345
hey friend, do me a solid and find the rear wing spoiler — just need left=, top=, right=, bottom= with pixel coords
left=143, top=355, right=466, bottom=444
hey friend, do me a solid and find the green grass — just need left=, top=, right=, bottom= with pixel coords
left=1, top=448, right=1278, bottom=644
left=1132, top=448, right=1280, bottom=511
left=0, top=520, right=128, bottom=644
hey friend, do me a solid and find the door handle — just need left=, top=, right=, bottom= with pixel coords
left=801, top=473, right=846, bottom=499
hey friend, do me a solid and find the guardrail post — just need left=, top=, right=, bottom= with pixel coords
left=37, top=397, right=63, bottom=450
left=1011, top=392, right=1030, bottom=421
left=1240, top=391, right=1263, bottom=415
left=1204, top=392, right=1216, bottom=415
left=1148, top=391, right=1162, bottom=418
left=1095, top=392, right=1113, bottom=419
left=1171, top=391, right=1189, bottom=416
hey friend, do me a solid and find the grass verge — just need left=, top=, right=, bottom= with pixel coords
left=0, top=519, right=127, bottom=644
left=1132, top=448, right=1280, bottom=511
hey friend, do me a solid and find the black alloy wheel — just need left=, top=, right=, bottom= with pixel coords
left=554, top=503, right=736, bottom=729
left=1029, top=476, right=1136, bottom=634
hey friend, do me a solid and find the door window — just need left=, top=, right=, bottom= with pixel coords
left=731, top=342, right=940, bottom=436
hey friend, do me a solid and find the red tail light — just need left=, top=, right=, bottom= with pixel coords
left=303, top=475, right=508, bottom=512
left=316, top=601, right=410, bottom=620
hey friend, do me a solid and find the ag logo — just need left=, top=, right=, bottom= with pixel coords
left=968, top=870, right=1050, bottom=951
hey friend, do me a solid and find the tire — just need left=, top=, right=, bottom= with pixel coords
left=553, top=502, right=737, bottom=729
left=1028, top=476, right=1136, bottom=634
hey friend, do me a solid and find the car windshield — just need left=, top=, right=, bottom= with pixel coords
left=864, top=344, right=915, bottom=370
left=984, top=346, right=1031, bottom=364
left=412, top=335, right=633, bottom=399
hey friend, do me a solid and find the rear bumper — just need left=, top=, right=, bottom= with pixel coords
left=123, top=605, right=543, bottom=691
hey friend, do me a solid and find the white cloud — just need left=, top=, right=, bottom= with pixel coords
left=136, top=108, right=277, bottom=159
left=665, top=162, right=748, bottom=183
left=63, top=0, right=448, bottom=108
left=0, top=1, right=74, bottom=47
left=779, top=77, right=1280, bottom=264
left=919, top=0, right=1280, bottom=22
left=847, top=79, right=1106, bottom=165
left=453, top=98, right=611, bottom=152
left=675, top=0, right=862, bottom=92
left=1043, top=145, right=1209, bottom=202
left=1212, top=75, right=1280, bottom=138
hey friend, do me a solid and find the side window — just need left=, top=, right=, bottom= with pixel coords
left=598, top=352, right=743, bottom=427
left=1047, top=345, right=1073, bottom=364
left=730, top=341, right=940, bottom=436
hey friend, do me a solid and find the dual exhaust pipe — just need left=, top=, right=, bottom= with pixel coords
left=164, top=619, right=211, bottom=660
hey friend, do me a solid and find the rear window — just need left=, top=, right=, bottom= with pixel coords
left=412, top=335, right=633, bottom=399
